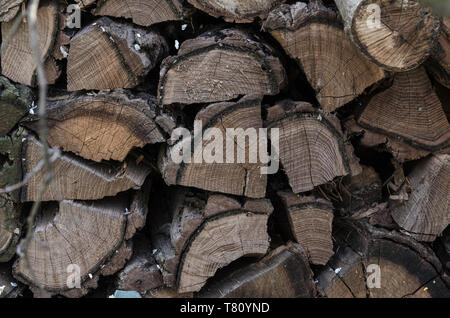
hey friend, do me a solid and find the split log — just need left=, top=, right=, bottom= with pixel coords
left=1, top=1, right=68, bottom=86
left=158, top=28, right=286, bottom=105
left=390, top=154, right=449, bottom=242
left=187, top=0, right=284, bottom=23
left=27, top=90, right=176, bottom=162
left=334, top=0, right=441, bottom=71
left=160, top=96, right=267, bottom=198
left=199, top=243, right=316, bottom=298
left=277, top=191, right=333, bottom=265
left=0, top=76, right=33, bottom=137
left=427, top=18, right=450, bottom=89
left=317, top=220, right=450, bottom=298
left=94, top=0, right=184, bottom=27
left=21, top=135, right=151, bottom=202
left=263, top=1, right=385, bottom=112
left=67, top=17, right=168, bottom=91
left=115, top=235, right=164, bottom=296
left=347, top=67, right=450, bottom=161
left=12, top=188, right=150, bottom=297
left=0, top=129, right=26, bottom=263
left=151, top=190, right=273, bottom=293
left=265, top=100, right=362, bottom=193
left=0, top=0, right=22, bottom=22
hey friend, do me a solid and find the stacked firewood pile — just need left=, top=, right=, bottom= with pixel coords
left=0, top=0, right=449, bottom=298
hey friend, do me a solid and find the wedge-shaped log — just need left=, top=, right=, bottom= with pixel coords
left=334, top=0, right=440, bottom=71
left=151, top=189, right=272, bottom=293
left=391, top=155, right=449, bottom=242
left=347, top=67, right=450, bottom=161
left=0, top=77, right=33, bottom=137
left=1, top=1, right=66, bottom=86
left=27, top=90, right=175, bottom=162
left=265, top=100, right=361, bottom=193
left=13, top=189, right=148, bottom=297
left=199, top=243, right=316, bottom=298
left=161, top=96, right=267, bottom=198
left=21, top=136, right=151, bottom=202
left=67, top=17, right=168, bottom=91
left=0, top=129, right=25, bottom=262
left=278, top=191, right=334, bottom=265
left=263, top=1, right=385, bottom=112
left=158, top=29, right=286, bottom=105
left=94, top=0, right=184, bottom=27
left=317, top=220, right=450, bottom=298
left=187, top=0, right=284, bottom=23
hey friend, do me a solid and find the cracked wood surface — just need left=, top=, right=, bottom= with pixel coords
left=317, top=220, right=450, bottom=298
left=263, top=1, right=385, bottom=112
left=21, top=135, right=151, bottom=202
left=265, top=100, right=361, bottom=193
left=94, top=0, right=184, bottom=27
left=67, top=17, right=168, bottom=91
left=161, top=96, right=267, bottom=198
left=158, top=28, right=286, bottom=105
left=334, top=0, right=441, bottom=71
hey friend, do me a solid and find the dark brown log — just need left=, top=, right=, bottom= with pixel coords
left=21, top=136, right=151, bottom=202
left=346, top=67, right=450, bottom=161
left=158, top=29, right=286, bottom=105
left=29, top=90, right=176, bottom=162
left=277, top=191, right=334, bottom=265
left=94, top=0, right=184, bottom=27
left=0, top=129, right=26, bottom=263
left=199, top=243, right=316, bottom=298
left=67, top=17, right=168, bottom=91
left=187, top=0, right=284, bottom=23
left=265, top=100, right=362, bottom=193
left=0, top=76, right=32, bottom=137
left=160, top=96, right=267, bottom=198
left=0, top=0, right=23, bottom=22
left=151, top=189, right=272, bottom=293
left=263, top=1, right=386, bottom=112
left=390, top=154, right=449, bottom=242
left=115, top=235, right=164, bottom=296
left=334, top=0, right=441, bottom=72
left=427, top=18, right=450, bottom=89
left=1, top=1, right=67, bottom=86
left=317, top=220, right=450, bottom=298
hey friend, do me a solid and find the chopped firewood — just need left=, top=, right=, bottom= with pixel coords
left=199, top=243, right=316, bottom=298
left=265, top=100, right=362, bottom=193
left=158, top=28, right=286, bottom=105
left=263, top=1, right=386, bottom=112
left=67, top=17, right=168, bottom=91
left=334, top=0, right=441, bottom=71
left=94, top=0, right=185, bottom=27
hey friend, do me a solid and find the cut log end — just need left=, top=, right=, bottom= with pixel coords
left=335, top=0, right=441, bottom=71
left=263, top=1, right=385, bottom=112
left=158, top=29, right=286, bottom=105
